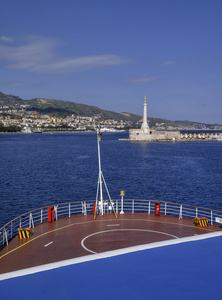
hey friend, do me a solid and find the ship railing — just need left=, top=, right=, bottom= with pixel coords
left=1, top=199, right=222, bottom=248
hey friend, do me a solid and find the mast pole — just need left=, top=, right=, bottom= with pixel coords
left=97, top=128, right=104, bottom=215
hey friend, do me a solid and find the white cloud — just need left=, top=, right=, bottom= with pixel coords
left=0, top=35, right=14, bottom=43
left=130, top=77, right=157, bottom=84
left=161, top=61, right=174, bottom=66
left=0, top=36, right=129, bottom=73
left=29, top=54, right=128, bottom=73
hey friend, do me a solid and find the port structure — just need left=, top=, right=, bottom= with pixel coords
left=95, top=128, right=117, bottom=219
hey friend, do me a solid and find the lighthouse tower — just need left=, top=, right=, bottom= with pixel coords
left=141, top=96, right=149, bottom=133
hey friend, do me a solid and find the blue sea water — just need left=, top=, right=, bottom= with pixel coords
left=0, top=132, right=222, bottom=228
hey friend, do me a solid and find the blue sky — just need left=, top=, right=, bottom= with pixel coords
left=1, top=0, right=221, bottom=124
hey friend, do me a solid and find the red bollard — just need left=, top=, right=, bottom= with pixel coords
left=155, top=202, right=160, bottom=216
left=48, top=207, right=55, bottom=222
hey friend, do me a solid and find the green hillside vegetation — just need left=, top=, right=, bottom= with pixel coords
left=0, top=92, right=24, bottom=106
left=148, top=117, right=176, bottom=128
left=28, top=98, right=139, bottom=121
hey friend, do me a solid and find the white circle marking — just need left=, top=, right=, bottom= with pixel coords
left=81, top=229, right=179, bottom=254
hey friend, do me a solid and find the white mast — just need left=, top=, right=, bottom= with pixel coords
left=141, top=96, right=149, bottom=133
left=95, top=128, right=117, bottom=218
left=97, top=128, right=104, bottom=215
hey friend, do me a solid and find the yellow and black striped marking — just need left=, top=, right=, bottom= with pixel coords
left=18, top=227, right=32, bottom=239
left=194, top=217, right=208, bottom=227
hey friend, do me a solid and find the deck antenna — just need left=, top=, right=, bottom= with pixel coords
left=95, top=128, right=117, bottom=219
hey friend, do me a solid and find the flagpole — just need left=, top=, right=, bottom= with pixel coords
left=97, top=128, right=104, bottom=215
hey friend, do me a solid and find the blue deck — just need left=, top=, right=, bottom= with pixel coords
left=1, top=233, right=222, bottom=299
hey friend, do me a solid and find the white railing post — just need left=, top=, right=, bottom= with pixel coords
left=41, top=209, right=43, bottom=223
left=116, top=200, right=118, bottom=214
left=54, top=206, right=58, bottom=220
left=132, top=200, right=134, bottom=214
left=179, top=205, right=182, bottom=219
left=82, top=202, right=87, bottom=216
left=3, top=228, right=8, bottom=246
left=85, top=202, right=87, bottom=216
left=29, top=213, right=34, bottom=228
left=165, top=203, right=167, bottom=216
left=211, top=210, right=213, bottom=225
left=196, top=207, right=198, bottom=218
left=20, top=217, right=22, bottom=228
left=69, top=203, right=71, bottom=218
left=148, top=201, right=150, bottom=215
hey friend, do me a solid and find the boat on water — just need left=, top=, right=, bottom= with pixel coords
left=1, top=130, right=222, bottom=298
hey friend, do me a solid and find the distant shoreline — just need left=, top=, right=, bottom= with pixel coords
left=0, top=130, right=126, bottom=134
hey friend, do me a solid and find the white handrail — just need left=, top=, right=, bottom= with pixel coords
left=1, top=199, right=222, bottom=248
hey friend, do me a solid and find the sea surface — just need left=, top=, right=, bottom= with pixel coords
left=0, top=131, right=222, bottom=228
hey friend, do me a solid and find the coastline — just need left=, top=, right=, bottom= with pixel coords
left=0, top=129, right=126, bottom=134
left=119, top=138, right=222, bottom=142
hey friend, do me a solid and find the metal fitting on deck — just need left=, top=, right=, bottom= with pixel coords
left=18, top=227, right=32, bottom=239
left=194, top=217, right=208, bottom=227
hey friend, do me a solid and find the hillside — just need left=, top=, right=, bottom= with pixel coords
left=0, top=92, right=24, bottom=106
left=0, top=92, right=141, bottom=122
left=28, top=98, right=142, bottom=122
left=0, top=91, right=221, bottom=130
